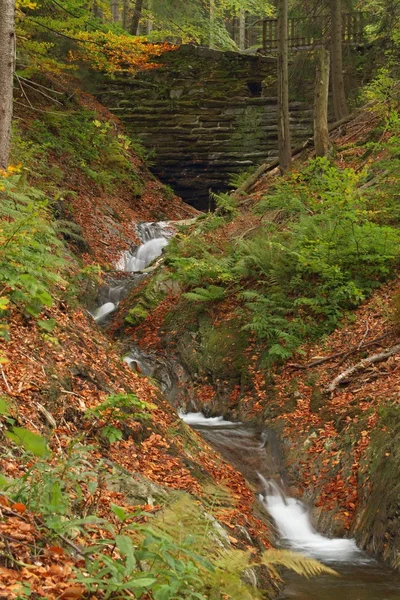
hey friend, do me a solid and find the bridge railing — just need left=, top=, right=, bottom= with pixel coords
left=227, top=12, right=366, bottom=51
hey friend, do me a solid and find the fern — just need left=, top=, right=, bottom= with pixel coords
left=183, top=285, right=226, bottom=303
left=0, top=172, right=69, bottom=337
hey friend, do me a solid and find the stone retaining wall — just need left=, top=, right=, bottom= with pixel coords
left=94, top=45, right=313, bottom=209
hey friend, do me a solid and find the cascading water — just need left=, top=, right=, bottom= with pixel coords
left=180, top=412, right=400, bottom=599
left=259, top=476, right=362, bottom=563
left=90, top=221, right=173, bottom=323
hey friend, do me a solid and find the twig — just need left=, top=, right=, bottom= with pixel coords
left=17, top=76, right=64, bottom=105
left=18, top=75, right=66, bottom=95
left=325, top=343, right=400, bottom=393
left=0, top=366, right=11, bottom=392
left=56, top=532, right=92, bottom=560
left=358, top=321, right=370, bottom=350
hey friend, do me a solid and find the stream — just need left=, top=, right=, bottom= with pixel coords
left=91, top=221, right=400, bottom=599
left=180, top=413, right=400, bottom=599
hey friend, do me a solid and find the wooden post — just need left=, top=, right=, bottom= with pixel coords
left=314, top=47, right=331, bottom=157
left=0, top=0, right=15, bottom=170
left=277, top=0, right=291, bottom=173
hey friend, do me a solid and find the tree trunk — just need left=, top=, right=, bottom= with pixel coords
left=330, top=0, right=349, bottom=120
left=130, top=0, right=143, bottom=34
left=239, top=9, right=246, bottom=51
left=122, top=0, right=130, bottom=30
left=0, top=0, right=15, bottom=171
left=92, top=1, right=103, bottom=19
left=277, top=0, right=291, bottom=174
left=111, top=0, right=120, bottom=22
left=314, top=47, right=330, bottom=157
left=209, top=0, right=215, bottom=48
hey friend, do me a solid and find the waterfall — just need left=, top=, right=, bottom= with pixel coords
left=117, top=237, right=168, bottom=273
left=91, top=301, right=116, bottom=322
left=259, top=476, right=363, bottom=563
left=91, top=221, right=173, bottom=322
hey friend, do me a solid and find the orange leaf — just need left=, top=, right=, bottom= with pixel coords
left=11, top=502, right=26, bottom=513
left=60, top=585, right=85, bottom=599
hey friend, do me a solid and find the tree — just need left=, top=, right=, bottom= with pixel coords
left=131, top=0, right=144, bottom=34
left=111, top=0, right=120, bottom=22
left=277, top=0, right=291, bottom=173
left=330, top=0, right=349, bottom=120
left=314, top=47, right=330, bottom=156
left=0, top=0, right=15, bottom=170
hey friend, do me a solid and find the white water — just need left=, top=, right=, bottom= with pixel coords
left=91, top=301, right=116, bottom=322
left=179, top=412, right=237, bottom=426
left=92, top=221, right=173, bottom=320
left=117, top=237, right=168, bottom=272
left=260, top=477, right=365, bottom=564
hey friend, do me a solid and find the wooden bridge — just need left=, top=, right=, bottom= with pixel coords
left=227, top=12, right=366, bottom=52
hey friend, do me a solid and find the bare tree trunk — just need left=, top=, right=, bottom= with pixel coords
left=122, top=0, right=130, bottom=29
left=130, top=0, right=143, bottom=34
left=277, top=0, right=291, bottom=173
left=92, top=1, right=103, bottom=19
left=209, top=0, right=215, bottom=48
left=111, top=0, right=120, bottom=22
left=0, top=0, right=15, bottom=171
left=314, top=47, right=330, bottom=157
left=239, top=9, right=246, bottom=51
left=330, top=0, right=349, bottom=120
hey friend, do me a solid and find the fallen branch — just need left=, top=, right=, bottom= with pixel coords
left=287, top=332, right=391, bottom=370
left=325, top=343, right=400, bottom=393
left=232, top=111, right=359, bottom=198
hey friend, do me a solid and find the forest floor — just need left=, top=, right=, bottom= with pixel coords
left=0, top=84, right=278, bottom=598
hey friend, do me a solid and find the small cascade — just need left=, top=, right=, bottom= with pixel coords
left=91, top=221, right=174, bottom=322
left=179, top=413, right=400, bottom=598
left=123, top=345, right=180, bottom=401
left=178, top=412, right=237, bottom=426
left=91, top=301, right=117, bottom=322
left=117, top=237, right=168, bottom=273
left=259, top=477, right=362, bottom=563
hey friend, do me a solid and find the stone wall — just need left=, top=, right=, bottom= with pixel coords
left=94, top=45, right=313, bottom=210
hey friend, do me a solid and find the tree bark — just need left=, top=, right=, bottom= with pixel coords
left=130, top=0, right=143, bottom=34
left=314, top=47, right=330, bottom=157
left=330, top=0, right=349, bottom=120
left=111, top=0, right=120, bottom=22
left=277, top=0, right=291, bottom=174
left=122, top=0, right=130, bottom=30
left=92, top=1, right=103, bottom=19
left=0, top=0, right=15, bottom=171
left=209, top=0, right=216, bottom=48
left=325, top=344, right=400, bottom=393
left=239, top=9, right=246, bottom=51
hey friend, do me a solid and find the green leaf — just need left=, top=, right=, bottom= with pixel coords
left=116, top=534, right=136, bottom=573
left=0, top=297, right=9, bottom=311
left=6, top=427, right=50, bottom=457
left=111, top=504, right=127, bottom=522
left=37, top=318, right=56, bottom=332
left=0, top=474, right=9, bottom=489
left=0, top=396, right=11, bottom=415
left=123, top=577, right=156, bottom=590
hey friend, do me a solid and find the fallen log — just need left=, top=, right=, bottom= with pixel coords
left=325, top=343, right=400, bottom=393
left=287, top=332, right=391, bottom=370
